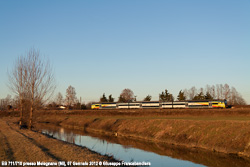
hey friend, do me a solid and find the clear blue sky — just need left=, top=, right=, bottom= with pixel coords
left=0, top=0, right=250, bottom=104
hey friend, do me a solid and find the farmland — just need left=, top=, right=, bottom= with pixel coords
left=32, top=108, right=250, bottom=157
left=1, top=107, right=250, bottom=164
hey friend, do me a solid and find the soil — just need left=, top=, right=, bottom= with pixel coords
left=0, top=117, right=117, bottom=166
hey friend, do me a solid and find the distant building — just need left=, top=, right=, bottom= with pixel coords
left=59, top=105, right=66, bottom=110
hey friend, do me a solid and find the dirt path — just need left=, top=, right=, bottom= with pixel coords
left=0, top=117, right=116, bottom=166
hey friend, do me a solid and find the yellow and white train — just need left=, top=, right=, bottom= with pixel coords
left=91, top=100, right=227, bottom=109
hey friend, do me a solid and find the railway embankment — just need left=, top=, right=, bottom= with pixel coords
left=33, top=109, right=250, bottom=158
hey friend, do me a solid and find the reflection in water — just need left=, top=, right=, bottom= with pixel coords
left=36, top=124, right=250, bottom=167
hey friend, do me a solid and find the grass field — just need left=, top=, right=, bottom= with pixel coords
left=1, top=108, right=250, bottom=158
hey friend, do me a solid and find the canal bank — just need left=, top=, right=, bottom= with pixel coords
left=34, top=109, right=250, bottom=158
left=36, top=122, right=250, bottom=167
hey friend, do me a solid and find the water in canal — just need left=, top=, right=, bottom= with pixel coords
left=36, top=124, right=250, bottom=167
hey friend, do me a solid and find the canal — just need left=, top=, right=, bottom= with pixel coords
left=36, top=123, right=250, bottom=167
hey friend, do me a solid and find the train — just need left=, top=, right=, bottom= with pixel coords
left=91, top=99, right=227, bottom=109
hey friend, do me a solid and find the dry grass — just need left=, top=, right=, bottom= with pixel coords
left=30, top=108, right=250, bottom=158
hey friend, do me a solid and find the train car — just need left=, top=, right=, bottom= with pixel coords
left=100, top=103, right=117, bottom=109
left=162, top=101, right=187, bottom=108
left=117, top=102, right=141, bottom=109
left=141, top=101, right=160, bottom=108
left=187, top=101, right=210, bottom=108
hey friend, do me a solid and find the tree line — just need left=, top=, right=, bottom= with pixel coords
left=18, top=84, right=247, bottom=112
left=180, top=84, right=246, bottom=105
left=5, top=48, right=247, bottom=130
left=91, top=84, right=246, bottom=105
left=49, top=85, right=84, bottom=110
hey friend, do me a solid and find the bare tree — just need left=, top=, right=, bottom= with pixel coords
left=8, top=48, right=56, bottom=129
left=65, top=85, right=77, bottom=108
left=188, top=86, right=197, bottom=100
left=216, top=84, right=224, bottom=99
left=8, top=56, right=28, bottom=126
left=223, top=84, right=230, bottom=100
left=118, top=88, right=135, bottom=102
left=56, top=92, right=64, bottom=106
left=26, top=49, right=55, bottom=129
left=183, top=89, right=189, bottom=100
left=229, top=87, right=246, bottom=105
left=0, top=95, right=12, bottom=111
left=211, top=85, right=216, bottom=99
